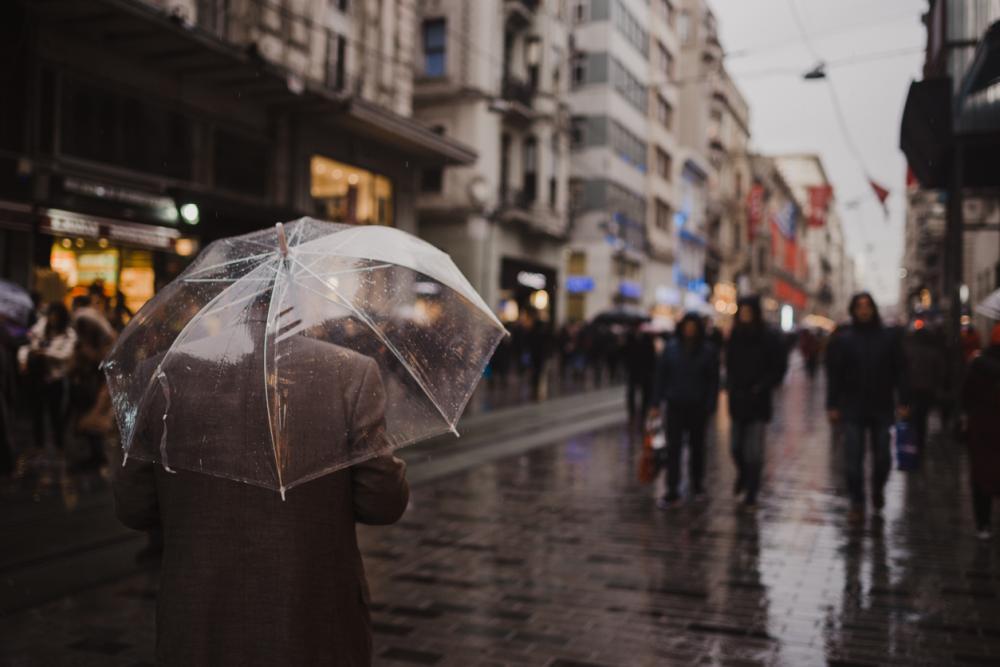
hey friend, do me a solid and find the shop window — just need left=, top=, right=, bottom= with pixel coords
left=311, top=155, right=394, bottom=226
left=214, top=129, right=271, bottom=197
left=422, top=19, right=446, bottom=78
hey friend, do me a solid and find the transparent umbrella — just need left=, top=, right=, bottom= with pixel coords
left=976, top=288, right=1000, bottom=320
left=103, top=217, right=506, bottom=498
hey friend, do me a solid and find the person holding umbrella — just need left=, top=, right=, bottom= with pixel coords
left=650, top=311, right=720, bottom=507
left=109, top=219, right=507, bottom=665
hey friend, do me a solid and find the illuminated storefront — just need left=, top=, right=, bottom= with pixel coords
left=38, top=208, right=196, bottom=312
left=310, top=156, right=394, bottom=226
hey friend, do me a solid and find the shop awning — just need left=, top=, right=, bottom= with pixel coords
left=900, top=78, right=952, bottom=189
left=21, top=0, right=476, bottom=167
left=962, top=21, right=1000, bottom=97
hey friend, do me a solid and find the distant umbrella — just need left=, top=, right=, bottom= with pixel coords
left=975, top=288, right=1000, bottom=320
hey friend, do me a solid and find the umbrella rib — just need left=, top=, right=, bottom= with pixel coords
left=184, top=251, right=274, bottom=278
left=290, top=258, right=459, bottom=435
left=263, top=267, right=289, bottom=498
left=121, top=260, right=279, bottom=456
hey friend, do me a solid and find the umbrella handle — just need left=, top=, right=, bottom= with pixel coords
left=276, top=222, right=289, bottom=257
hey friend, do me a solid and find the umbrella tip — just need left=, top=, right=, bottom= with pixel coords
left=280, top=486, right=287, bottom=501
left=450, top=425, right=460, bottom=437
left=275, top=222, right=289, bottom=257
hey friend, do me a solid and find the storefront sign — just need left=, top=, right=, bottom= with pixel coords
left=566, top=275, right=595, bottom=294
left=517, top=270, right=547, bottom=290
left=42, top=209, right=181, bottom=250
left=619, top=281, right=642, bottom=299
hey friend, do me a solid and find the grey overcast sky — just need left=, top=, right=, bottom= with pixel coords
left=710, top=0, right=927, bottom=307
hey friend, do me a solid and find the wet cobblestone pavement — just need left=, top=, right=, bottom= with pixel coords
left=3, top=361, right=1000, bottom=666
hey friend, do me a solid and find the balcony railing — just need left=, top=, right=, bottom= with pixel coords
left=501, top=76, right=536, bottom=108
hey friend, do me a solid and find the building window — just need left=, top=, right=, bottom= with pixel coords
left=215, top=129, right=270, bottom=196
left=523, top=136, right=538, bottom=203
left=500, top=133, right=511, bottom=199
left=549, top=133, right=560, bottom=208
left=656, top=95, right=673, bottom=129
left=679, top=10, right=691, bottom=43
left=310, top=155, right=393, bottom=226
left=572, top=54, right=587, bottom=87
left=655, top=199, right=672, bottom=232
left=573, top=0, right=587, bottom=24
left=422, top=19, right=446, bottom=78
left=326, top=32, right=347, bottom=90
left=655, top=148, right=672, bottom=181
left=333, top=0, right=349, bottom=12
left=657, top=42, right=675, bottom=82
left=610, top=58, right=647, bottom=112
left=526, top=37, right=542, bottom=90
left=420, top=126, right=446, bottom=193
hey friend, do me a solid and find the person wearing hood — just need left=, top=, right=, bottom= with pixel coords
left=961, top=323, right=1000, bottom=540
left=826, top=292, right=908, bottom=522
left=651, top=312, right=720, bottom=507
left=724, top=296, right=788, bottom=508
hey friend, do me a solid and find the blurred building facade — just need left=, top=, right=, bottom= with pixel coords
left=412, top=0, right=572, bottom=326
left=565, top=0, right=660, bottom=321
left=773, top=154, right=853, bottom=322
left=901, top=0, right=1000, bottom=336
left=0, top=0, right=473, bottom=308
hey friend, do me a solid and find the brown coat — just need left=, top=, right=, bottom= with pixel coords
left=113, top=337, right=409, bottom=666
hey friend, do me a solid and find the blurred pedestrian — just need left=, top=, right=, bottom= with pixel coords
left=826, top=293, right=908, bottom=522
left=799, top=328, right=820, bottom=378
left=70, top=295, right=116, bottom=470
left=624, top=325, right=656, bottom=429
left=526, top=312, right=552, bottom=400
left=962, top=322, right=1000, bottom=540
left=903, top=320, right=946, bottom=458
left=18, top=302, right=77, bottom=455
left=651, top=312, right=720, bottom=507
left=113, top=324, right=410, bottom=665
left=725, top=296, right=787, bottom=508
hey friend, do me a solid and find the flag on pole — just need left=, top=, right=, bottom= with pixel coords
left=774, top=201, right=799, bottom=240
left=869, top=179, right=890, bottom=218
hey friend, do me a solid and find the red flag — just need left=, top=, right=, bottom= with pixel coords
left=869, top=179, right=890, bottom=218
left=807, top=185, right=833, bottom=227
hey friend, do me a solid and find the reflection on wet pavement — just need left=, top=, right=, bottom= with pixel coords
left=2, top=360, right=999, bottom=666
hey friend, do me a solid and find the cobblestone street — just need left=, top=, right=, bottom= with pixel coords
left=3, top=361, right=1000, bottom=666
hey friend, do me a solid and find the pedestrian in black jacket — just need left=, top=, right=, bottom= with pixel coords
left=826, top=292, right=909, bottom=522
left=651, top=312, right=720, bottom=507
left=625, top=326, right=656, bottom=428
left=725, top=296, right=788, bottom=508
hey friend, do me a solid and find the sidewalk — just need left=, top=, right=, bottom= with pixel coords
left=0, top=381, right=626, bottom=616
left=5, top=361, right=1000, bottom=666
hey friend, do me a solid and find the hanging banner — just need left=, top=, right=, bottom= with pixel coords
left=746, top=183, right=765, bottom=241
left=807, top=185, right=833, bottom=227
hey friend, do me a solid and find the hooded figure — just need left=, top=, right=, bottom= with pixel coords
left=651, top=312, right=720, bottom=506
left=962, top=323, right=1000, bottom=539
left=724, top=296, right=788, bottom=507
left=826, top=292, right=908, bottom=520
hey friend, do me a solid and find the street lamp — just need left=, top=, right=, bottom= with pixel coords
left=803, top=62, right=826, bottom=80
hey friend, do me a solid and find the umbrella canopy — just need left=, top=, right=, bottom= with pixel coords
left=0, top=279, right=33, bottom=326
left=976, top=288, right=1000, bottom=320
left=103, top=218, right=506, bottom=497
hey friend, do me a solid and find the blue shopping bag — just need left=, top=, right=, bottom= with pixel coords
left=894, top=420, right=919, bottom=471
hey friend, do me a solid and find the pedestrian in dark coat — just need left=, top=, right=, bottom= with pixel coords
left=903, top=323, right=947, bottom=457
left=725, top=296, right=788, bottom=507
left=826, top=292, right=908, bottom=521
left=962, top=323, right=1000, bottom=540
left=114, top=334, right=410, bottom=667
left=625, top=326, right=656, bottom=427
left=651, top=312, right=720, bottom=506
